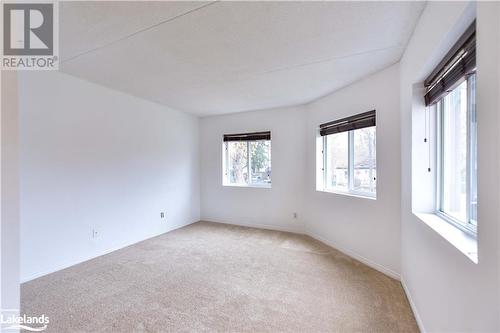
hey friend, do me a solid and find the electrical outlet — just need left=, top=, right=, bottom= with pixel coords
left=92, top=228, right=99, bottom=238
left=293, top=212, right=298, bottom=219
left=160, top=212, right=165, bottom=219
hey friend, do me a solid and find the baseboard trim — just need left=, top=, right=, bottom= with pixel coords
left=401, top=277, right=426, bottom=333
left=21, top=220, right=197, bottom=283
left=306, top=230, right=401, bottom=281
left=200, top=218, right=304, bottom=234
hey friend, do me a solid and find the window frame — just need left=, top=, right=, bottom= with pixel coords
left=321, top=127, right=377, bottom=199
left=435, top=74, right=477, bottom=236
left=223, top=139, right=272, bottom=188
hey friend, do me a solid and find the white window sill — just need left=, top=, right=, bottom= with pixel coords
left=316, top=188, right=376, bottom=200
left=414, top=212, right=478, bottom=264
left=223, top=183, right=272, bottom=189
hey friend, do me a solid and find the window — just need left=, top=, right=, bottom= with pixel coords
left=319, top=111, right=376, bottom=198
left=436, top=75, right=477, bottom=234
left=223, top=131, right=271, bottom=187
left=424, top=21, right=476, bottom=235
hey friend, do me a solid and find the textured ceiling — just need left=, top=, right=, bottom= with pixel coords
left=59, top=1, right=425, bottom=116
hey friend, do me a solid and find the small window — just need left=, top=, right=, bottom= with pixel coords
left=223, top=132, right=271, bottom=187
left=319, top=111, right=376, bottom=198
left=436, top=75, right=477, bottom=234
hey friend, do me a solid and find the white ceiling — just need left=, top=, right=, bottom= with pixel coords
left=60, top=1, right=426, bottom=116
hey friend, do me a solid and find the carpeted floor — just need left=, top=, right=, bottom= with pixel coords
left=22, top=221, right=418, bottom=332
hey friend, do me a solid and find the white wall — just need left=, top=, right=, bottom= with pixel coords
left=1, top=71, right=21, bottom=315
left=200, top=106, right=306, bottom=233
left=200, top=64, right=402, bottom=278
left=304, top=64, right=401, bottom=278
left=19, top=71, right=200, bottom=282
left=400, top=2, right=500, bottom=332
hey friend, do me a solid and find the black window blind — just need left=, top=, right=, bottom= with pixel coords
left=319, top=110, right=376, bottom=136
left=223, top=131, right=271, bottom=142
left=424, top=21, right=476, bottom=106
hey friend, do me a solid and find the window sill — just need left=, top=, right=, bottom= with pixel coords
left=316, top=188, right=376, bottom=200
left=223, top=183, right=272, bottom=189
left=414, top=212, right=478, bottom=264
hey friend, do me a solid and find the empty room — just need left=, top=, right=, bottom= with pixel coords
left=1, top=1, right=499, bottom=332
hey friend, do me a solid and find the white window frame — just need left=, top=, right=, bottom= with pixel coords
left=320, top=127, right=376, bottom=199
left=435, top=74, right=477, bottom=236
left=223, top=139, right=272, bottom=188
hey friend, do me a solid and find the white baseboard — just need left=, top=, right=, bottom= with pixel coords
left=200, top=218, right=305, bottom=234
left=306, top=230, right=401, bottom=280
left=21, top=220, right=196, bottom=283
left=401, top=277, right=426, bottom=333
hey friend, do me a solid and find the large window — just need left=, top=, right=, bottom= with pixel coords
left=319, top=111, right=376, bottom=198
left=436, top=75, right=477, bottom=233
left=223, top=132, right=271, bottom=187
left=424, top=21, right=476, bottom=235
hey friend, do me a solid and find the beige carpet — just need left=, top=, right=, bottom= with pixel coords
left=22, top=221, right=418, bottom=332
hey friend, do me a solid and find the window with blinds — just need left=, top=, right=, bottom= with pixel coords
left=318, top=111, right=377, bottom=198
left=222, top=131, right=271, bottom=187
left=426, top=21, right=477, bottom=236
